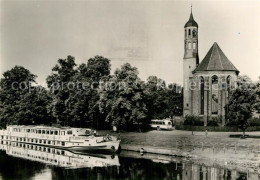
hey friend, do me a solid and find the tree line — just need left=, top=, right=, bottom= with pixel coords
left=0, top=55, right=183, bottom=131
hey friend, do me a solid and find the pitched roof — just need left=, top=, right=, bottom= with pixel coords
left=184, top=12, right=198, bottom=28
left=194, top=42, right=239, bottom=73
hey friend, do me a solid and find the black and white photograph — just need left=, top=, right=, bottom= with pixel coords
left=0, top=0, right=260, bottom=179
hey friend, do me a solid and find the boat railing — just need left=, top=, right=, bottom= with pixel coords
left=0, top=130, right=8, bottom=136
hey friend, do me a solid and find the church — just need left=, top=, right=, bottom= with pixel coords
left=183, top=9, right=239, bottom=126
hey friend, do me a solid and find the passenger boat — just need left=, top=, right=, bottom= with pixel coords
left=0, top=125, right=121, bottom=153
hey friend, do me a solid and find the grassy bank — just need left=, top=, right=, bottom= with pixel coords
left=175, top=124, right=260, bottom=132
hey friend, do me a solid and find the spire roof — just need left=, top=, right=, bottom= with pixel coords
left=184, top=6, right=198, bottom=28
left=194, top=42, right=239, bottom=73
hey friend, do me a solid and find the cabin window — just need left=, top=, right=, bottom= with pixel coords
left=62, top=142, right=65, bottom=146
left=50, top=131, right=53, bottom=135
left=42, top=130, right=45, bottom=134
left=54, top=131, right=58, bottom=135
left=168, top=122, right=171, bottom=125
left=39, top=140, right=42, bottom=143
left=67, top=131, right=72, bottom=135
left=46, top=131, right=50, bottom=135
left=48, top=141, right=51, bottom=144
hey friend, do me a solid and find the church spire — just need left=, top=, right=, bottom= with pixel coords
left=185, top=4, right=198, bottom=28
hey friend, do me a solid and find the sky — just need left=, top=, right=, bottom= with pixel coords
left=1, top=0, right=260, bottom=86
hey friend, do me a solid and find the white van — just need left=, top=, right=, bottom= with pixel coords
left=150, top=119, right=173, bottom=130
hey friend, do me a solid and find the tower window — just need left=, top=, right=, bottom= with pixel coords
left=193, top=42, right=196, bottom=49
left=188, top=42, right=191, bottom=49
left=187, top=104, right=189, bottom=107
left=188, top=29, right=191, bottom=36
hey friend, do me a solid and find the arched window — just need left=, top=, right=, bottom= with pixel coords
left=200, top=77, right=204, bottom=115
left=227, top=75, right=231, bottom=100
left=227, top=76, right=231, bottom=91
left=211, top=75, right=218, bottom=115
left=188, top=29, right=191, bottom=36
left=193, top=42, right=196, bottom=49
left=188, top=42, right=191, bottom=49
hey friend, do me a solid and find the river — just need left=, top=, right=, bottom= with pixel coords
left=0, top=141, right=258, bottom=180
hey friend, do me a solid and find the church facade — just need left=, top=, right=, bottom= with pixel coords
left=183, top=10, right=239, bottom=126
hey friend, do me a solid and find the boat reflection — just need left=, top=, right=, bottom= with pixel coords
left=0, top=141, right=120, bottom=169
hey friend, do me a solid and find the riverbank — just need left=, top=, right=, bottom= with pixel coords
left=111, top=130, right=260, bottom=151
left=113, top=130, right=260, bottom=175
left=97, top=130, right=260, bottom=158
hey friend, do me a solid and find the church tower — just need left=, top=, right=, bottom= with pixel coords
left=183, top=7, right=199, bottom=115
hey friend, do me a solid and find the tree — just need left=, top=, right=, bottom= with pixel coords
left=226, top=84, right=257, bottom=138
left=46, top=55, right=77, bottom=126
left=66, top=56, right=111, bottom=128
left=99, top=63, right=147, bottom=131
left=165, top=84, right=183, bottom=118
left=254, top=77, right=260, bottom=114
left=0, top=66, right=52, bottom=127
left=144, top=76, right=168, bottom=120
left=144, top=76, right=183, bottom=121
left=16, top=86, right=53, bottom=125
left=47, top=55, right=111, bottom=128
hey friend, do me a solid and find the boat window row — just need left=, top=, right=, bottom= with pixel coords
left=6, top=136, right=66, bottom=146
left=12, top=128, right=72, bottom=135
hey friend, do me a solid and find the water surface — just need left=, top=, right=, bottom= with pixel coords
left=0, top=141, right=258, bottom=180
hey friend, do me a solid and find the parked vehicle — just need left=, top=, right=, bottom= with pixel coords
left=150, top=119, right=173, bottom=130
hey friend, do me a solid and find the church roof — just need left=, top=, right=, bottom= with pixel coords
left=184, top=12, right=198, bottom=28
left=194, top=42, right=239, bottom=73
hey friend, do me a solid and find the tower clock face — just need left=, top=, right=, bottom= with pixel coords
left=192, top=29, right=197, bottom=37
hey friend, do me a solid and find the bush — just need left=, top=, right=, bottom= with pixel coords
left=226, top=117, right=260, bottom=127
left=226, top=120, right=238, bottom=126
left=248, top=118, right=260, bottom=126
left=183, top=115, right=204, bottom=126
left=207, top=120, right=219, bottom=127
left=175, top=124, right=260, bottom=132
